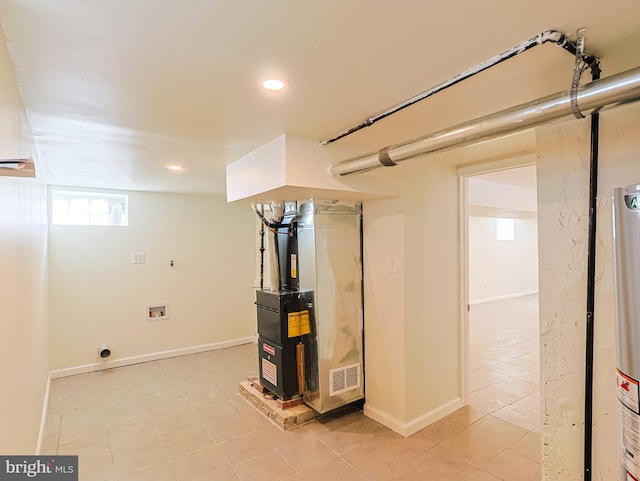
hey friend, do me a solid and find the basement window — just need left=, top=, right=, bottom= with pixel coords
left=51, top=190, right=128, bottom=226
left=496, top=218, right=515, bottom=241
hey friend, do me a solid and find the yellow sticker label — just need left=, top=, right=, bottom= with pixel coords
left=299, top=310, right=310, bottom=335
left=288, top=310, right=311, bottom=337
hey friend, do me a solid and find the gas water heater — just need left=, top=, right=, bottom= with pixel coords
left=613, top=183, right=640, bottom=481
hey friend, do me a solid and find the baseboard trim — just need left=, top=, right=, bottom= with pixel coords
left=364, top=397, right=463, bottom=437
left=50, top=336, right=257, bottom=379
left=470, top=290, right=538, bottom=305
left=35, top=372, right=51, bottom=455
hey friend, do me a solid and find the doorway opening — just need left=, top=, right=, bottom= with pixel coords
left=459, top=162, right=541, bottom=456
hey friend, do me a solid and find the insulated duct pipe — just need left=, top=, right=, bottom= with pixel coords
left=251, top=202, right=285, bottom=292
left=266, top=202, right=284, bottom=292
left=330, top=65, right=640, bottom=177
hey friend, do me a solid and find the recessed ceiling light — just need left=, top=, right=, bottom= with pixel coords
left=167, top=165, right=184, bottom=172
left=262, top=79, right=286, bottom=91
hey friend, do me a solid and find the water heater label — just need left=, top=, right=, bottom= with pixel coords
left=621, top=403, right=640, bottom=480
left=617, top=369, right=640, bottom=414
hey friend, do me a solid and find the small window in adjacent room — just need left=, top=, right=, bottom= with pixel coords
left=496, top=218, right=515, bottom=241
left=51, top=190, right=128, bottom=226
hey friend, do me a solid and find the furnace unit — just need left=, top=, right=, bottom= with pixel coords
left=256, top=290, right=313, bottom=400
left=253, top=199, right=364, bottom=413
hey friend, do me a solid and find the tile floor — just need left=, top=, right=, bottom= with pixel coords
left=41, top=295, right=540, bottom=481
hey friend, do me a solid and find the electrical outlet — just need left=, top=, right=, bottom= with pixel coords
left=131, top=252, right=145, bottom=264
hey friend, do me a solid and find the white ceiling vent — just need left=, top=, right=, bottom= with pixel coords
left=329, top=363, right=361, bottom=397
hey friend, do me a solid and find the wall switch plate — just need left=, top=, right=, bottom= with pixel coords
left=388, top=257, right=398, bottom=273
left=131, top=252, right=145, bottom=264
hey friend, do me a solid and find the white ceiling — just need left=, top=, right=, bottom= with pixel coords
left=469, top=165, right=538, bottom=217
left=477, top=165, right=537, bottom=190
left=1, top=0, right=639, bottom=195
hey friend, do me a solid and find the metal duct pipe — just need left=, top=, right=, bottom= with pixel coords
left=267, top=202, right=285, bottom=292
left=251, top=202, right=285, bottom=292
left=330, top=65, right=640, bottom=177
left=321, top=29, right=597, bottom=145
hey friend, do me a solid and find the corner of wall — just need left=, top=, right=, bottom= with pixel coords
left=364, top=397, right=463, bottom=437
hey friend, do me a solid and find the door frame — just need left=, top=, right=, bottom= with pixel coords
left=457, top=153, right=537, bottom=405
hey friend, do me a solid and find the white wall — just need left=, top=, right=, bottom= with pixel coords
left=403, top=158, right=461, bottom=422
left=468, top=177, right=538, bottom=212
left=469, top=216, right=538, bottom=303
left=48, top=190, right=257, bottom=371
left=361, top=154, right=462, bottom=434
left=538, top=102, right=640, bottom=480
left=362, top=198, right=408, bottom=425
left=0, top=31, right=49, bottom=453
left=0, top=179, right=48, bottom=454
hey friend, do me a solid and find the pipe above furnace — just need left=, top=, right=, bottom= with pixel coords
left=330, top=65, right=640, bottom=177
left=321, top=29, right=597, bottom=146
